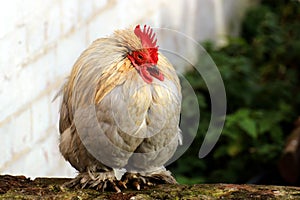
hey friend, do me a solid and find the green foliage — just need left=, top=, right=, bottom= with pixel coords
left=170, top=0, right=300, bottom=184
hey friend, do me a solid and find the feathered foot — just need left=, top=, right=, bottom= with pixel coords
left=63, top=170, right=121, bottom=192
left=120, top=170, right=177, bottom=190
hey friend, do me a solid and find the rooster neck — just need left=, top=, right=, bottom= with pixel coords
left=94, top=58, right=133, bottom=104
left=94, top=53, right=181, bottom=105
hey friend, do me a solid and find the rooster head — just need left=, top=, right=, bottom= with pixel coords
left=127, top=25, right=164, bottom=84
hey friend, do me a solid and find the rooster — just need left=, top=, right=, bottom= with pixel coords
left=58, top=25, right=182, bottom=191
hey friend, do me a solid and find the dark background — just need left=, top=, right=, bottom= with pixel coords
left=170, top=0, right=300, bottom=186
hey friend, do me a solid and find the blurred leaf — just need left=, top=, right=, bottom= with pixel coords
left=227, top=143, right=243, bottom=157
left=238, top=118, right=257, bottom=139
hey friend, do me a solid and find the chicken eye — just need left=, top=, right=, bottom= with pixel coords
left=137, top=54, right=143, bottom=59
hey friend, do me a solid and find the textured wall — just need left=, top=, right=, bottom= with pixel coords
left=0, top=0, right=253, bottom=178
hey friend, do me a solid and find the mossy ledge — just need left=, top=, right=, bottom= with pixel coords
left=0, top=175, right=299, bottom=199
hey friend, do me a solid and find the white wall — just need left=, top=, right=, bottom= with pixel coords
left=0, top=0, right=253, bottom=178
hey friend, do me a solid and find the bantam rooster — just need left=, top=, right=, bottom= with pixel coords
left=58, top=25, right=182, bottom=191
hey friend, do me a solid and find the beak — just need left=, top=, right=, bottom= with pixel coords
left=147, top=65, right=164, bottom=81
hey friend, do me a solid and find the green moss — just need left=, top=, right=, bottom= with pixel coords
left=0, top=175, right=299, bottom=199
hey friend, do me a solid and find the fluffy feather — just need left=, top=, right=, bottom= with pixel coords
left=58, top=25, right=182, bottom=191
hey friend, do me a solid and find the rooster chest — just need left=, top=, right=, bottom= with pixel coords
left=88, top=73, right=180, bottom=168
left=107, top=78, right=178, bottom=134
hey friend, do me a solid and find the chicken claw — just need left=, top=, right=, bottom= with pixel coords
left=120, top=171, right=177, bottom=190
left=63, top=171, right=121, bottom=192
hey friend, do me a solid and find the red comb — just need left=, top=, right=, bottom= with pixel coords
left=134, top=25, right=158, bottom=49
